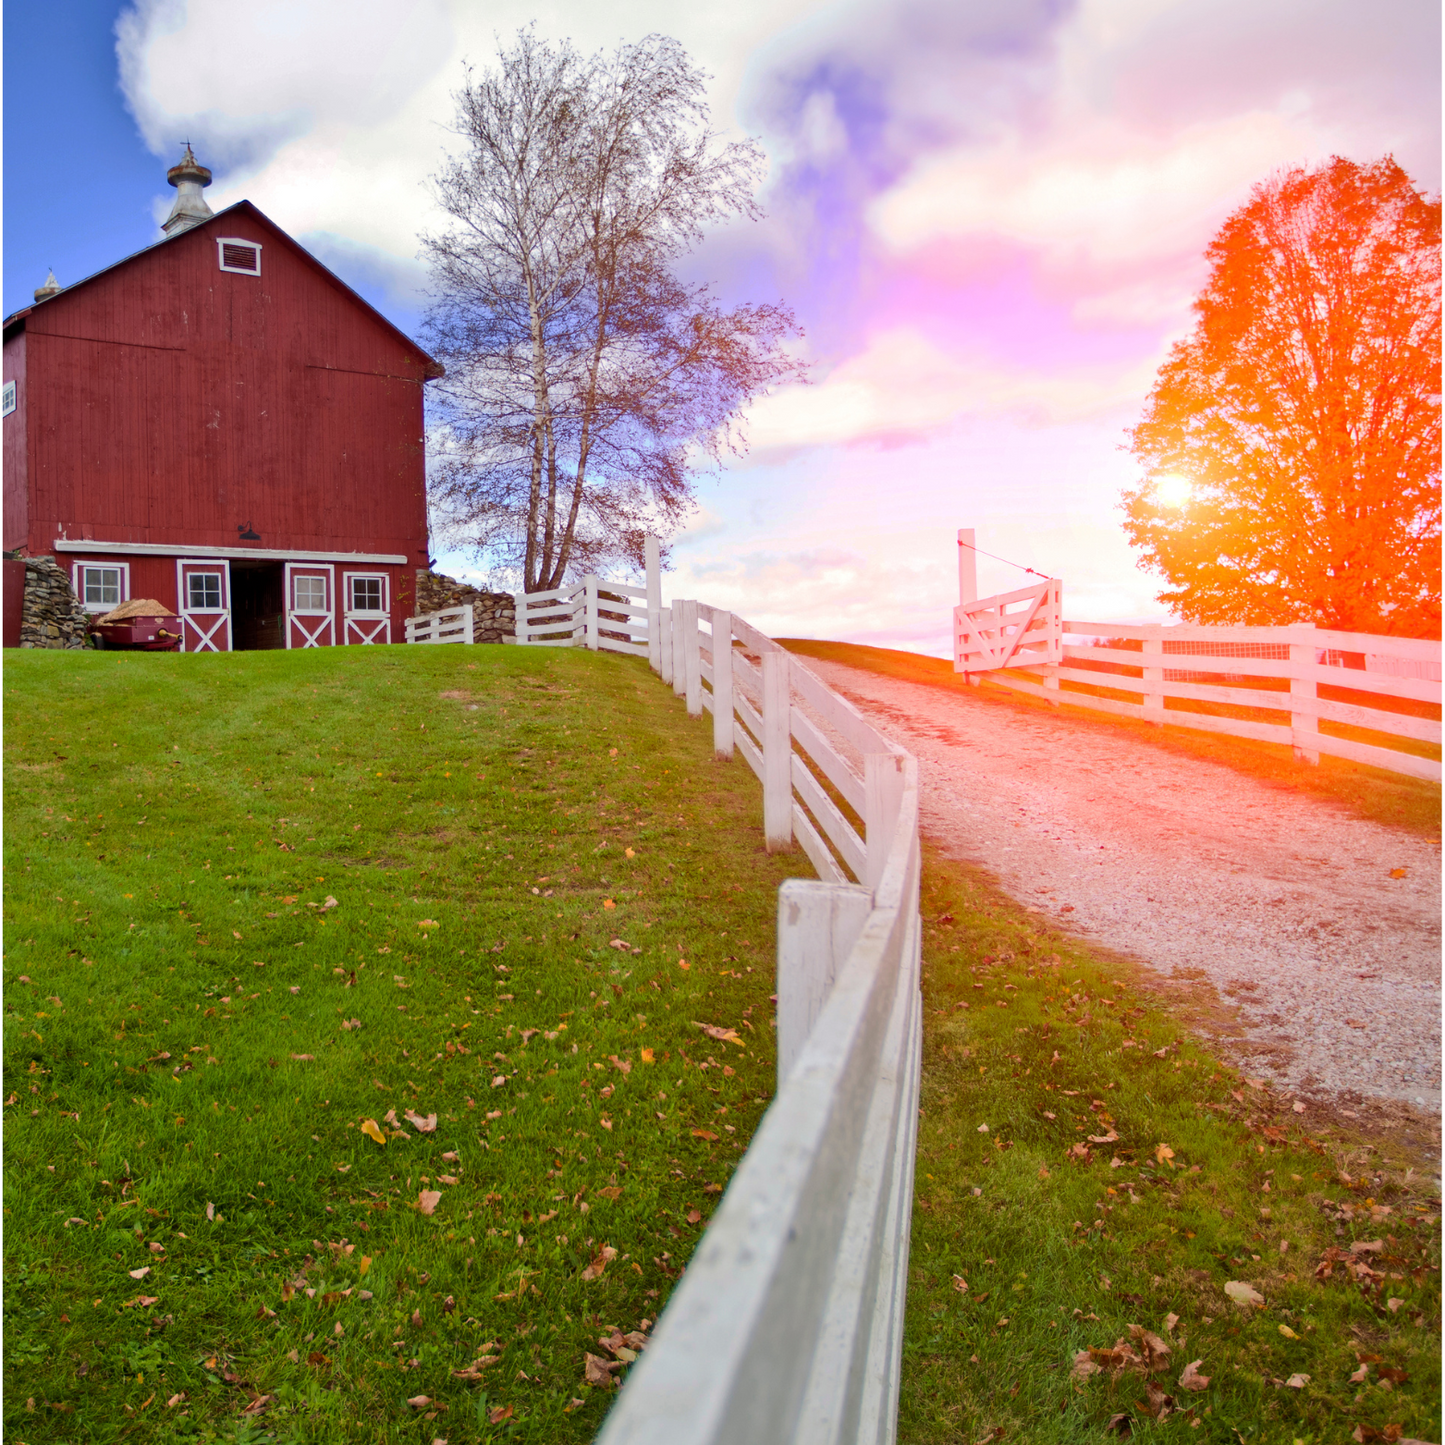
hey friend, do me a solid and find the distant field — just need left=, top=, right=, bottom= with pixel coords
left=4, top=644, right=797, bottom=1443
left=778, top=639, right=1442, bottom=840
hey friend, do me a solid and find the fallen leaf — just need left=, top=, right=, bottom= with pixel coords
left=1388, top=867, right=1407, bottom=878
left=1128, top=1325, right=1171, bottom=1369
left=291, top=1053, right=315, bottom=1062
left=1386, top=1297, right=1405, bottom=1313
left=1283, top=1373, right=1310, bottom=1389
left=1155, top=1143, right=1175, bottom=1166
left=1104, top=1414, right=1132, bottom=1436
left=1292, top=1101, right=1306, bottom=1114
left=416, top=1190, right=442, bottom=1216
left=608, top=1055, right=632, bottom=1073
left=406, top=1395, right=432, bottom=1408
left=640, top=1048, right=655, bottom=1063
left=1349, top=1363, right=1371, bottom=1383
left=691, top=1128, right=718, bottom=1142
left=585, top=1352, right=620, bottom=1386
left=405, top=1110, right=438, bottom=1134
left=1163, top=1313, right=1179, bottom=1335
left=128, top=1266, right=151, bottom=1280
left=691, top=1021, right=744, bottom=1048
left=1088, top=1129, right=1120, bottom=1144
left=1349, top=1239, right=1384, bottom=1254
left=977, top=1123, right=990, bottom=1134
left=603, top=899, right=616, bottom=911
left=1278, top=1324, right=1299, bottom=1340
left=340, top=1018, right=361, bottom=1031
left=1177, top=1359, right=1210, bottom=1391
left=580, top=1245, right=617, bottom=1281
left=360, top=1119, right=387, bottom=1146
left=952, top=1275, right=968, bottom=1293
left=1071, top=1350, right=1101, bottom=1381
left=489, top=1404, right=514, bottom=1423
left=1223, top=1281, right=1264, bottom=1308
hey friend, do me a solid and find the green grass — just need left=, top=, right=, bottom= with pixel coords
left=4, top=644, right=799, bottom=1444
left=778, top=640, right=1442, bottom=840
left=898, top=841, right=1441, bottom=1443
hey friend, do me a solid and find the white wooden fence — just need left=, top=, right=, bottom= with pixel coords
left=949, top=532, right=1441, bottom=783
left=403, top=604, right=474, bottom=645
left=595, top=598, right=922, bottom=1445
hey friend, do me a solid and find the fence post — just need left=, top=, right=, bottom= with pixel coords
left=956, top=529, right=979, bottom=684
left=865, top=752, right=905, bottom=892
left=762, top=651, right=792, bottom=852
left=681, top=599, right=702, bottom=718
left=1141, top=631, right=1164, bottom=725
left=512, top=592, right=526, bottom=646
left=1289, top=623, right=1320, bottom=765
left=671, top=602, right=687, bottom=698
left=658, top=607, right=673, bottom=686
left=1041, top=662, right=1060, bottom=705
left=645, top=537, right=662, bottom=672
left=712, top=609, right=734, bottom=759
left=958, top=528, right=977, bottom=607
left=775, top=879, right=872, bottom=1088
left=584, top=575, right=599, bottom=651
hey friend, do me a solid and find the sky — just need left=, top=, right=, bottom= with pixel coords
left=4, top=0, right=1439, bottom=653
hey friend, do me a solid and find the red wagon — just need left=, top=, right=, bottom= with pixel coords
left=90, top=600, right=183, bottom=651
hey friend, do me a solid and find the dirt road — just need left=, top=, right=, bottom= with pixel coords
left=801, top=659, right=1442, bottom=1114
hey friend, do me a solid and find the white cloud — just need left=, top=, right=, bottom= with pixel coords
left=745, top=327, right=1160, bottom=449
left=868, top=109, right=1322, bottom=272
left=114, top=0, right=825, bottom=261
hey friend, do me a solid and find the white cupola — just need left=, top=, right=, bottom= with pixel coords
left=163, top=145, right=214, bottom=236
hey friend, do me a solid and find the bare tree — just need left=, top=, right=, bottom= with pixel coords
left=421, top=30, right=804, bottom=591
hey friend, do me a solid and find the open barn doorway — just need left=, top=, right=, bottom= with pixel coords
left=231, top=561, right=285, bottom=650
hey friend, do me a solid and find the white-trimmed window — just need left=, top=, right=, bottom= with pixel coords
left=347, top=574, right=385, bottom=612
left=217, top=238, right=262, bottom=276
left=74, top=562, right=130, bottom=613
left=186, top=571, right=223, bottom=611
left=293, top=575, right=328, bottom=611
left=2, top=380, right=15, bottom=417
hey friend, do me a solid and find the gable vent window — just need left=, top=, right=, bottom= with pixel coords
left=217, top=238, right=262, bottom=276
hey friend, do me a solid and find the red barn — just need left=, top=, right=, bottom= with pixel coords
left=2, top=147, right=442, bottom=651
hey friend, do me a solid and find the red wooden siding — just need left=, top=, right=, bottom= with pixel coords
left=3, top=331, right=28, bottom=550
left=7, top=202, right=434, bottom=564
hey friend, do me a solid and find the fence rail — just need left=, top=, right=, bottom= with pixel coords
left=979, top=618, right=1441, bottom=782
left=584, top=591, right=921, bottom=1445
left=403, top=605, right=473, bottom=646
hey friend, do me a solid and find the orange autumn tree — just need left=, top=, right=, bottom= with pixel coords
left=1122, top=156, right=1441, bottom=637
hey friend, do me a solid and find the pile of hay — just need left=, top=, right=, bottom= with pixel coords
left=95, top=598, right=176, bottom=623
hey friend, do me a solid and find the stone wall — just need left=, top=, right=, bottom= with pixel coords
left=21, top=557, right=90, bottom=649
left=414, top=570, right=516, bottom=644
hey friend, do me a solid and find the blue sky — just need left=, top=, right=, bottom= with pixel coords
left=6, top=0, right=1437, bottom=649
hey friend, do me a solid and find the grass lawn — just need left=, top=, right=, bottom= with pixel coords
left=4, top=643, right=799, bottom=1444
left=778, top=640, right=1442, bottom=840
left=898, top=841, right=1442, bottom=1443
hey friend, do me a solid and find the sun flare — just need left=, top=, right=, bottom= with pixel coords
left=1155, top=473, right=1193, bottom=508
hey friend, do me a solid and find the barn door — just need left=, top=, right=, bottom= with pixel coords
left=176, top=559, right=232, bottom=653
left=285, top=563, right=335, bottom=649
left=342, top=571, right=390, bottom=645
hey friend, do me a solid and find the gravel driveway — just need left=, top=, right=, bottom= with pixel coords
left=799, top=659, right=1442, bottom=1114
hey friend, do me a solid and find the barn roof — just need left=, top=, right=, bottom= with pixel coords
left=3, top=199, right=444, bottom=380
